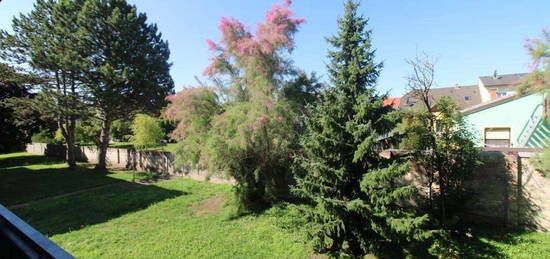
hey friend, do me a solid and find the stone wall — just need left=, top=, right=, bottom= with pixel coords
left=25, top=143, right=233, bottom=185
left=402, top=150, right=550, bottom=232
left=26, top=143, right=550, bottom=231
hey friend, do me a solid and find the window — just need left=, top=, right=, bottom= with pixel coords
left=484, top=127, right=511, bottom=148
left=406, top=97, right=418, bottom=106
left=496, top=89, right=507, bottom=98
left=464, top=96, right=471, bottom=101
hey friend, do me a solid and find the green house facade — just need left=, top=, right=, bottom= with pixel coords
left=462, top=93, right=550, bottom=148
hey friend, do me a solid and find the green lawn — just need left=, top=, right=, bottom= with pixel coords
left=0, top=152, right=153, bottom=206
left=2, top=152, right=549, bottom=258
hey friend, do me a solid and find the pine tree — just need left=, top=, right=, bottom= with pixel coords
left=294, top=1, right=433, bottom=257
left=76, top=0, right=174, bottom=169
left=0, top=0, right=88, bottom=168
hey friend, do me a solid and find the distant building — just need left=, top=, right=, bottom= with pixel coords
left=383, top=97, right=401, bottom=109
left=478, top=71, right=526, bottom=102
left=399, top=84, right=482, bottom=111
left=398, top=71, right=549, bottom=148
left=462, top=93, right=548, bottom=148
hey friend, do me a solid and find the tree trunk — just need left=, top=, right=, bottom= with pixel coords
left=66, top=117, right=77, bottom=169
left=96, top=118, right=112, bottom=170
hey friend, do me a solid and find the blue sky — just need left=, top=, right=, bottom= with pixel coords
left=1, top=0, right=548, bottom=96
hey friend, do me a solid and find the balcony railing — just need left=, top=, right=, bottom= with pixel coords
left=0, top=204, right=74, bottom=259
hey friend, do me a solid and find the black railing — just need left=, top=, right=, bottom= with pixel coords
left=0, top=204, right=74, bottom=259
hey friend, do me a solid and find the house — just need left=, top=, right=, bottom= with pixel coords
left=478, top=71, right=526, bottom=102
left=462, top=93, right=549, bottom=148
left=383, top=97, right=401, bottom=109
left=399, top=71, right=549, bottom=148
left=399, top=84, right=482, bottom=111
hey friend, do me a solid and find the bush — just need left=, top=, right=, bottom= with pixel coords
left=31, top=129, right=58, bottom=144
left=131, top=114, right=164, bottom=150
left=110, top=119, right=132, bottom=142
left=53, top=120, right=101, bottom=145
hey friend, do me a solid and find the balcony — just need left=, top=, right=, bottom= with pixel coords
left=0, top=204, right=74, bottom=259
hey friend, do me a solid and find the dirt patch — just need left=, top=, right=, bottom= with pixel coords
left=191, top=195, right=225, bottom=216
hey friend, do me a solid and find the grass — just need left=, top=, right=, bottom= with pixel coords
left=13, top=178, right=312, bottom=258
left=0, top=152, right=154, bottom=206
left=2, top=152, right=549, bottom=258
left=453, top=227, right=550, bottom=258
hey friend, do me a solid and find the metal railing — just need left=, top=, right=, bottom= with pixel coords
left=517, top=103, right=543, bottom=147
left=0, top=204, right=74, bottom=259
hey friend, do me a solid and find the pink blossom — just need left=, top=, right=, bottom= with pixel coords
left=256, top=116, right=268, bottom=124
left=264, top=98, right=273, bottom=108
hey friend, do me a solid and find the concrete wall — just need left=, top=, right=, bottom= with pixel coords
left=26, top=143, right=550, bottom=231
left=464, top=94, right=545, bottom=147
left=25, top=143, right=233, bottom=185
left=403, top=150, right=550, bottom=232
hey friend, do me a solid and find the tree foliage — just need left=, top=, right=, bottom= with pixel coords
left=401, top=98, right=481, bottom=229
left=131, top=114, right=164, bottom=150
left=293, top=1, right=433, bottom=257
left=110, top=119, right=132, bottom=142
left=165, top=87, right=221, bottom=167
left=0, top=0, right=88, bottom=167
left=0, top=63, right=45, bottom=152
left=166, top=0, right=305, bottom=210
left=75, top=0, right=174, bottom=169
left=521, top=28, right=550, bottom=92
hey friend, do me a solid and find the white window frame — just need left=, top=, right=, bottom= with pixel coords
left=483, top=126, right=513, bottom=148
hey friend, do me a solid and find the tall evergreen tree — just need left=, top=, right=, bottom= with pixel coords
left=294, top=1, right=432, bottom=257
left=76, top=0, right=174, bottom=169
left=0, top=63, right=44, bottom=153
left=0, top=0, right=88, bottom=168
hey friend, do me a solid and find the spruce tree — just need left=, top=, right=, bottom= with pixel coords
left=294, top=1, right=432, bottom=257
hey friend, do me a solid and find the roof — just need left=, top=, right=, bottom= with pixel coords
left=383, top=97, right=401, bottom=109
left=460, top=93, right=518, bottom=115
left=399, top=85, right=482, bottom=111
left=479, top=73, right=527, bottom=87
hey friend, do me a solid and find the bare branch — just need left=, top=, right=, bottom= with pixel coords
left=405, top=52, right=438, bottom=112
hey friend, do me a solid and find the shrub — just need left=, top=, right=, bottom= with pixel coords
left=110, top=119, right=132, bottom=142
left=53, top=120, right=101, bottom=145
left=131, top=114, right=164, bottom=150
left=31, top=129, right=58, bottom=144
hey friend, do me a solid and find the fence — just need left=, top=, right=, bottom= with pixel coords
left=25, top=143, right=233, bottom=185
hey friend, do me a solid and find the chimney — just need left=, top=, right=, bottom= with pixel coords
left=493, top=70, right=498, bottom=79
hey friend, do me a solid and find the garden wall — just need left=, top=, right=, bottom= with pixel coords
left=455, top=151, right=549, bottom=231
left=26, top=143, right=549, bottom=231
left=395, top=150, right=550, bottom=232
left=25, top=143, right=233, bottom=185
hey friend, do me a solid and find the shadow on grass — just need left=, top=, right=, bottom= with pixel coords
left=0, top=153, right=63, bottom=169
left=1, top=152, right=186, bottom=237
left=0, top=165, right=128, bottom=206
left=14, top=183, right=186, bottom=236
left=450, top=226, right=527, bottom=259
left=0, top=153, right=158, bottom=206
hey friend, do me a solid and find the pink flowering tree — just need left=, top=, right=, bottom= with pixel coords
left=522, top=28, right=550, bottom=91
left=166, top=0, right=305, bottom=210
left=165, top=87, right=220, bottom=167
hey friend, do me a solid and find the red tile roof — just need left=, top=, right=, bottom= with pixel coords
left=383, top=97, right=401, bottom=109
